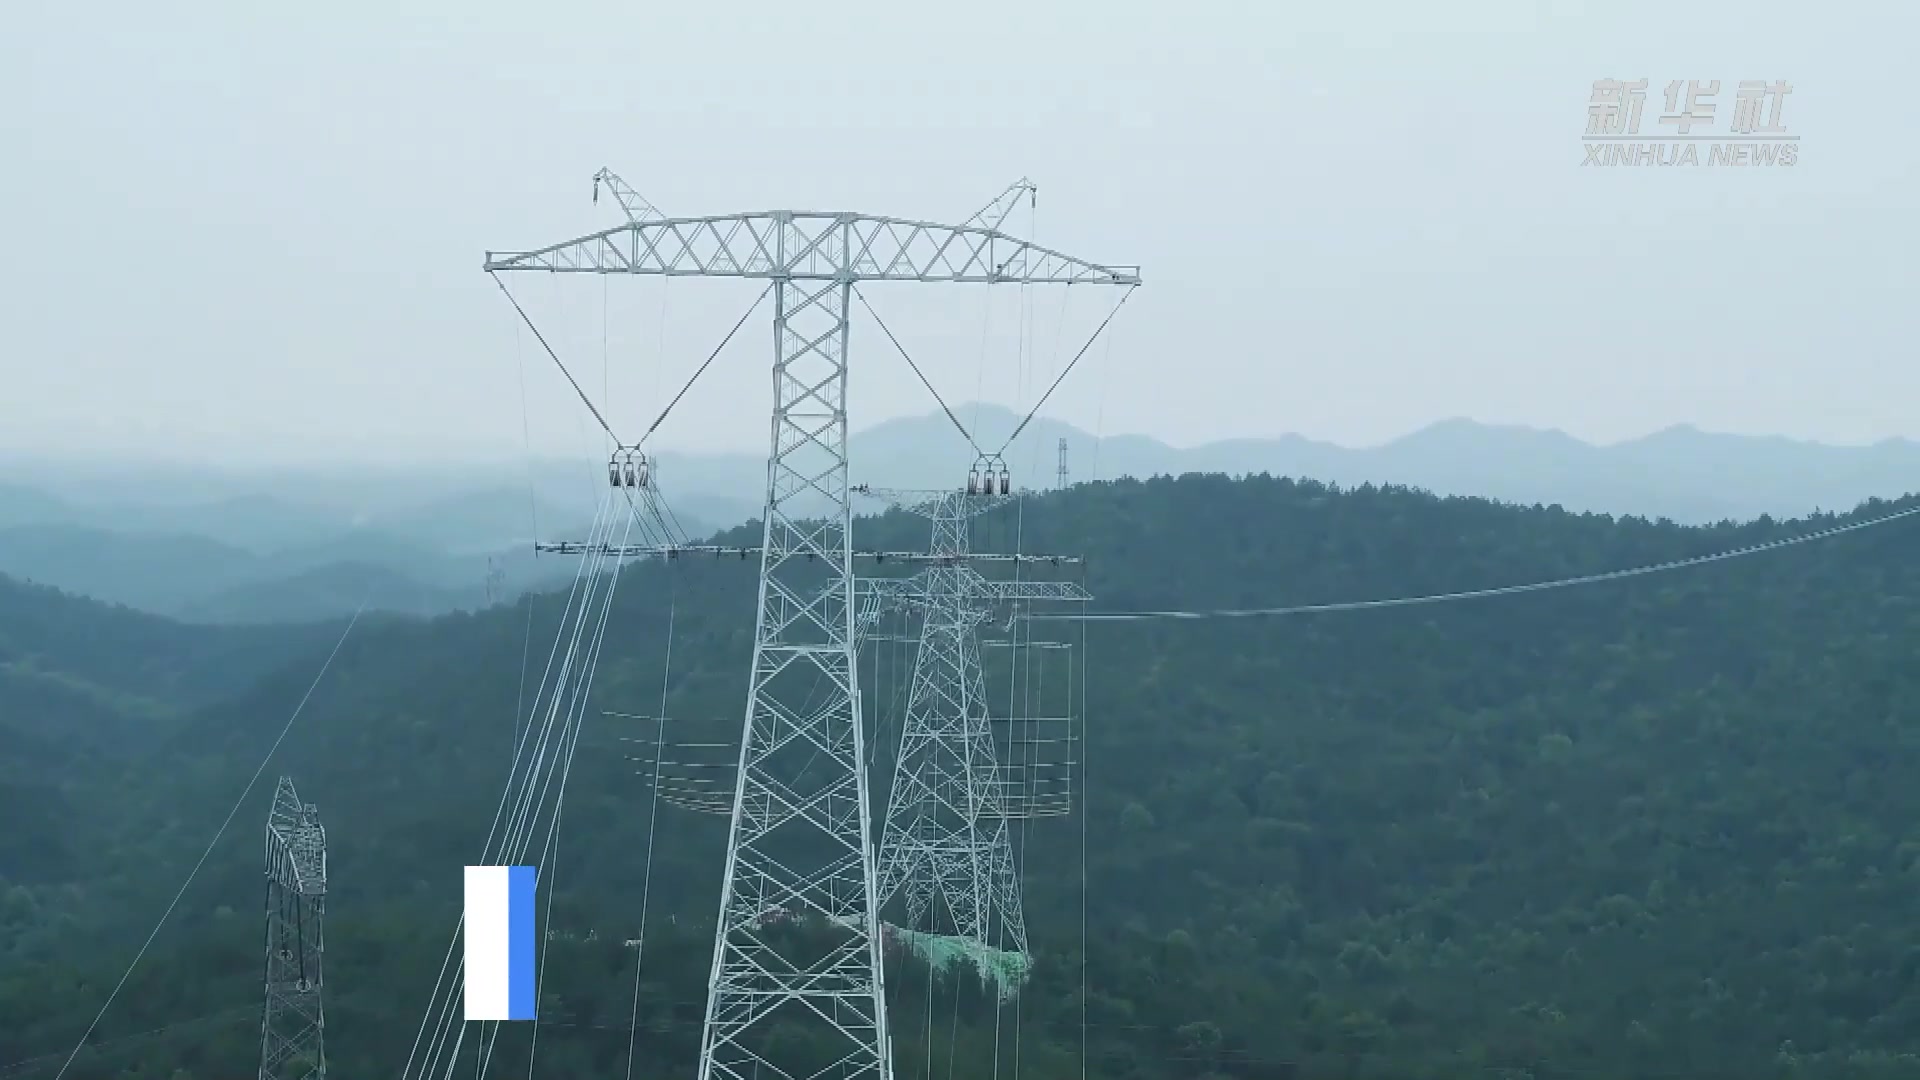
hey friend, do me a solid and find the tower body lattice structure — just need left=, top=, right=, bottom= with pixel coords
left=854, top=489, right=1089, bottom=965
left=260, top=777, right=326, bottom=1080
left=485, top=186, right=1134, bottom=1080
left=879, top=493, right=1024, bottom=955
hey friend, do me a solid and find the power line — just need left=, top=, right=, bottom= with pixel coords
left=625, top=575, right=678, bottom=1080
left=1, top=1006, right=259, bottom=1078
left=491, top=272, right=621, bottom=445
left=633, top=284, right=772, bottom=450
left=855, top=286, right=982, bottom=456
left=1024, top=503, right=1920, bottom=623
left=997, top=286, right=1136, bottom=456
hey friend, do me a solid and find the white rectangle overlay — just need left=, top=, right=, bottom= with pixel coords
left=464, top=865, right=536, bottom=1021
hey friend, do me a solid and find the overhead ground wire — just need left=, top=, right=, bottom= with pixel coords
left=1023, top=503, right=1920, bottom=623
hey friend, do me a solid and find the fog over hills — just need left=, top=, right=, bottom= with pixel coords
left=652, top=405, right=1920, bottom=522
left=4, top=409, right=1917, bottom=623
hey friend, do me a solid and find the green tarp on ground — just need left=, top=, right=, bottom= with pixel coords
left=881, top=922, right=1031, bottom=1003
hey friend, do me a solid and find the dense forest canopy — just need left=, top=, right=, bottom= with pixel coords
left=6, top=473, right=1920, bottom=1080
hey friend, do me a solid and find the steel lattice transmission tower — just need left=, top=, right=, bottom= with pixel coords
left=485, top=178, right=1135, bottom=1080
left=260, top=777, right=326, bottom=1080
left=857, top=487, right=1088, bottom=964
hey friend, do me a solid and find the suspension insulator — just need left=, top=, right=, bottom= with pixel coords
left=608, top=460, right=621, bottom=487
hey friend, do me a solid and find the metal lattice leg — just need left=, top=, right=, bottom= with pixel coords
left=982, top=820, right=1027, bottom=957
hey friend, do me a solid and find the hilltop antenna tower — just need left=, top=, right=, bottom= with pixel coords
left=485, top=175, right=1135, bottom=1080
left=1056, top=438, right=1068, bottom=490
left=484, top=557, right=506, bottom=606
left=260, top=777, right=326, bottom=1080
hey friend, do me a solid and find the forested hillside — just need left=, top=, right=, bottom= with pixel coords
left=0, top=579, right=349, bottom=886
left=8, top=474, right=1920, bottom=1080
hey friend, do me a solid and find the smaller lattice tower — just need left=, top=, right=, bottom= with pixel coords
left=1056, top=438, right=1068, bottom=490
left=857, top=476, right=1088, bottom=984
left=260, top=776, right=326, bottom=1080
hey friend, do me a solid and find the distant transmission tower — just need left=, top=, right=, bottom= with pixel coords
left=1056, top=437, right=1068, bottom=490
left=260, top=777, right=326, bottom=1080
left=489, top=173, right=1132, bottom=1080
left=484, top=557, right=506, bottom=606
left=856, top=482, right=1087, bottom=975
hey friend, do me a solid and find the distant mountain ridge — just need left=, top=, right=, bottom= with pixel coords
left=501, top=409, right=1920, bottom=524
left=0, top=521, right=594, bottom=626
left=0, top=472, right=723, bottom=624
left=839, top=407, right=1920, bottom=523
left=3, top=411, right=1917, bottom=623
left=11, top=410, right=1915, bottom=529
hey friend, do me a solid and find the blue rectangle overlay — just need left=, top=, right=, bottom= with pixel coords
left=507, top=865, right=537, bottom=1021
left=463, top=864, right=538, bottom=1022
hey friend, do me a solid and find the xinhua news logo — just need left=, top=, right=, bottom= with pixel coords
left=1583, top=79, right=1798, bottom=167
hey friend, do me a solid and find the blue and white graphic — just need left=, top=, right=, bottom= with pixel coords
left=464, top=865, right=537, bottom=1021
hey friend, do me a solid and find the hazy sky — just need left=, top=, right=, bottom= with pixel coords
left=5, top=1, right=1912, bottom=465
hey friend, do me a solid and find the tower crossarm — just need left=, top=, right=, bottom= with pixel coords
left=853, top=486, right=1019, bottom=520
left=854, top=573, right=1089, bottom=606
left=535, top=540, right=1079, bottom=567
left=265, top=779, right=327, bottom=896
left=851, top=574, right=1089, bottom=638
left=853, top=574, right=924, bottom=641
left=265, top=825, right=328, bottom=896
left=484, top=211, right=1139, bottom=285
left=967, top=579, right=1091, bottom=605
